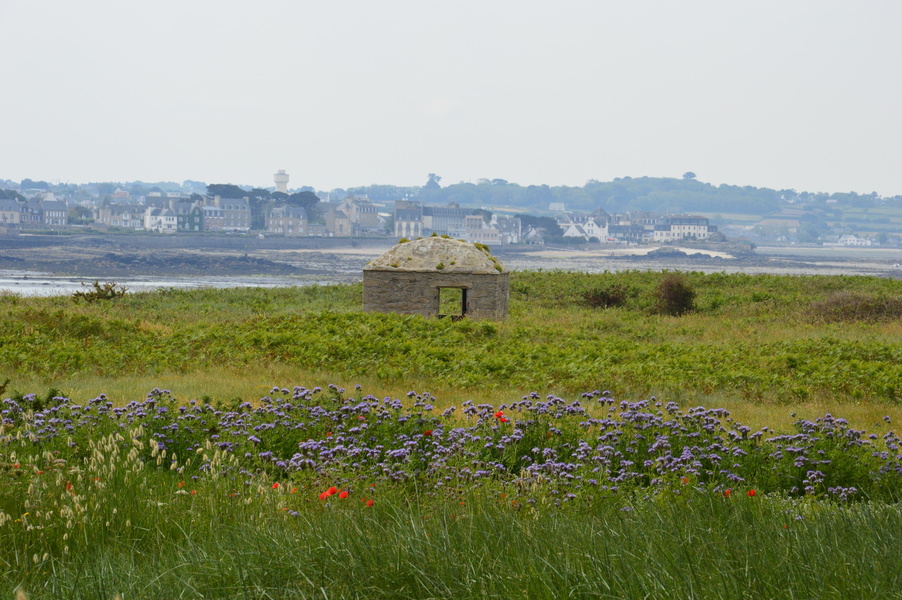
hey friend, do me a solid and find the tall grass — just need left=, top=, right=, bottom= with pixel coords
left=6, top=482, right=900, bottom=599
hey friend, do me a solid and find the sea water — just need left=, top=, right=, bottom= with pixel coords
left=0, top=272, right=351, bottom=297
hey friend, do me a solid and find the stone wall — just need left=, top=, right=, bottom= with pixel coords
left=363, top=270, right=509, bottom=320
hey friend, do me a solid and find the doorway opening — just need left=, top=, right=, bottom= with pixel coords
left=438, top=287, right=467, bottom=320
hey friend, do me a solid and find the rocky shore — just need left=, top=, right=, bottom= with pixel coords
left=0, top=233, right=390, bottom=278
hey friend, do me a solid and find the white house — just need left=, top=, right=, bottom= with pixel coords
left=561, top=215, right=608, bottom=241
left=144, top=207, right=177, bottom=233
left=652, top=216, right=714, bottom=241
left=836, top=234, right=872, bottom=247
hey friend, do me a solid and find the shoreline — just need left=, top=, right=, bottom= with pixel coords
left=1, top=234, right=900, bottom=287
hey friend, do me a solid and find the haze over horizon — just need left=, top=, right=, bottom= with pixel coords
left=2, top=1, right=901, bottom=196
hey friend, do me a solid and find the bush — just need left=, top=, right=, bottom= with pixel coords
left=581, top=284, right=631, bottom=308
left=806, top=291, right=902, bottom=322
left=655, top=274, right=695, bottom=315
left=71, top=281, right=127, bottom=303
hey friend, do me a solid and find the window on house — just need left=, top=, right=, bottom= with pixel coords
left=438, top=287, right=467, bottom=319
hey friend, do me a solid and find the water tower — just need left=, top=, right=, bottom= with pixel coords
left=274, top=170, right=289, bottom=194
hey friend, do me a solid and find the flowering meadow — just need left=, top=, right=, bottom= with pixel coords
left=1, top=384, right=901, bottom=598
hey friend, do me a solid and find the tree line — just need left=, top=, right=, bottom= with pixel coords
left=346, top=176, right=902, bottom=215
left=206, top=184, right=321, bottom=229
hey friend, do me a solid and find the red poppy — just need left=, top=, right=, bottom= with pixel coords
left=190, top=490, right=197, bottom=495
left=366, top=499, right=375, bottom=507
left=272, top=482, right=279, bottom=489
left=747, top=489, right=756, bottom=497
left=494, top=411, right=504, bottom=419
left=319, top=492, right=329, bottom=500
left=178, top=481, right=185, bottom=488
left=12, top=463, right=19, bottom=469
left=499, top=417, right=509, bottom=423
left=680, top=477, right=689, bottom=485
left=423, top=430, right=433, bottom=436
left=723, top=489, right=731, bottom=498
left=339, top=490, right=349, bottom=499
left=327, top=486, right=338, bottom=495
left=291, top=487, right=298, bottom=493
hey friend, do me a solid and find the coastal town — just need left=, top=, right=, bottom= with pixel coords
left=1, top=172, right=721, bottom=246
left=0, top=170, right=894, bottom=249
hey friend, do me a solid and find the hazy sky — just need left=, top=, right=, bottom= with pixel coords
left=2, top=1, right=901, bottom=195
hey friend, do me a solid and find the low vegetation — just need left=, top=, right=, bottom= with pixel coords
left=1, top=271, right=900, bottom=598
left=1, top=271, right=899, bottom=403
left=806, top=290, right=902, bottom=323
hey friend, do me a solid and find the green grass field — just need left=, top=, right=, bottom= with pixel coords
left=1, top=271, right=900, bottom=598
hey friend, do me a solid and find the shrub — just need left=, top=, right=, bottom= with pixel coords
left=71, top=281, right=127, bottom=303
left=581, top=284, right=631, bottom=309
left=806, top=291, right=902, bottom=322
left=654, top=274, right=695, bottom=315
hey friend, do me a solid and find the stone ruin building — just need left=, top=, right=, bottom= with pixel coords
left=363, top=236, right=509, bottom=320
